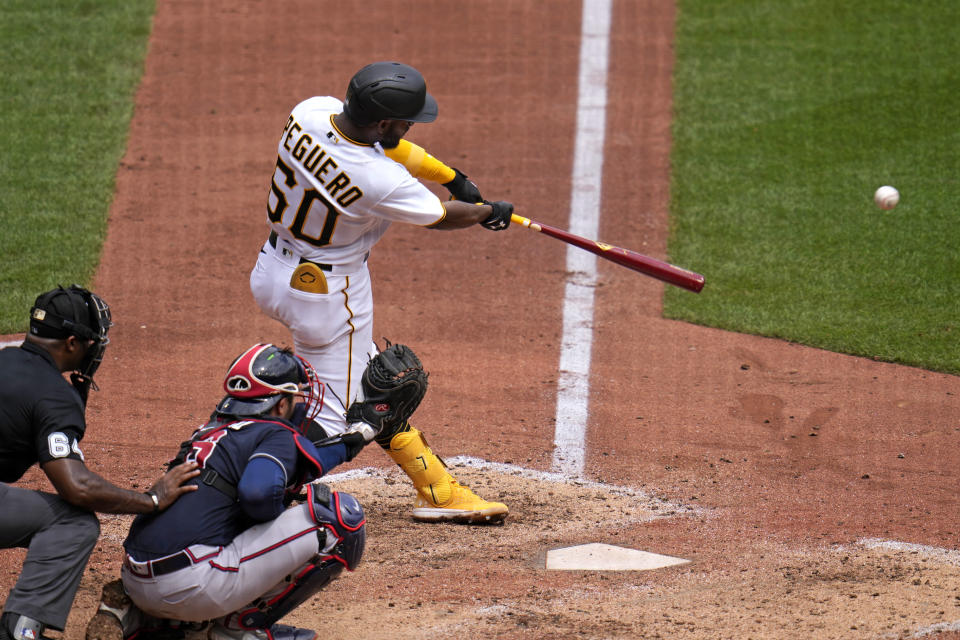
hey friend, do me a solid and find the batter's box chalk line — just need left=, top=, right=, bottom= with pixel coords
left=322, top=455, right=701, bottom=518
left=907, top=621, right=960, bottom=639
left=850, top=539, right=960, bottom=639
left=856, top=537, right=960, bottom=567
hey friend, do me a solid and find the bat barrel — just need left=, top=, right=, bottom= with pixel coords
left=520, top=216, right=704, bottom=293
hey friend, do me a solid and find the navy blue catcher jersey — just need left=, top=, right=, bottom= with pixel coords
left=0, top=342, right=87, bottom=483
left=124, top=415, right=343, bottom=559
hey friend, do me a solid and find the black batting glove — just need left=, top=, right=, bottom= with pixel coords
left=442, top=168, right=483, bottom=203
left=480, top=200, right=513, bottom=231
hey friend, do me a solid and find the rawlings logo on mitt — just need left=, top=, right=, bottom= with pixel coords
left=345, top=343, right=428, bottom=444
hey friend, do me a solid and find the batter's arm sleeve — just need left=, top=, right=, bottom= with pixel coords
left=384, top=139, right=456, bottom=184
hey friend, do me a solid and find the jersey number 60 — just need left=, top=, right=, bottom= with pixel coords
left=268, top=157, right=341, bottom=247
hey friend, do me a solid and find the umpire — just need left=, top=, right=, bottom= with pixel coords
left=0, top=285, right=199, bottom=640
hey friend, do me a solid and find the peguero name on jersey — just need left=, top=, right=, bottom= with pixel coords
left=280, top=116, right=363, bottom=208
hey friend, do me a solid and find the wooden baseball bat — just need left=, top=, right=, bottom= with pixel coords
left=510, top=213, right=705, bottom=293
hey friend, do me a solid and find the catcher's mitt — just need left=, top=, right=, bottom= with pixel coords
left=345, top=343, right=428, bottom=444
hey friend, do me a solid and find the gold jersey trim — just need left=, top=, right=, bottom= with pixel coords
left=329, top=114, right=371, bottom=147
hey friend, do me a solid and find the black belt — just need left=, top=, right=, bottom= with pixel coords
left=125, top=550, right=193, bottom=578
left=267, top=231, right=368, bottom=270
left=268, top=231, right=333, bottom=272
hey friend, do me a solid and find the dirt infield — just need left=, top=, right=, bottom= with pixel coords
left=3, top=1, right=960, bottom=638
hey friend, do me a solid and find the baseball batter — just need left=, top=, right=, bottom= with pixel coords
left=250, top=61, right=513, bottom=523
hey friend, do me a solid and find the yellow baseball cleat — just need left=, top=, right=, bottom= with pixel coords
left=384, top=427, right=509, bottom=524
left=412, top=480, right=509, bottom=524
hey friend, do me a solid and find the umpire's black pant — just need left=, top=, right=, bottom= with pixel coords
left=0, top=483, right=100, bottom=631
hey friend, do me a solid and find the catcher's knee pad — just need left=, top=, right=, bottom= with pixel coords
left=307, top=483, right=365, bottom=570
left=231, top=485, right=365, bottom=629
left=385, top=427, right=456, bottom=506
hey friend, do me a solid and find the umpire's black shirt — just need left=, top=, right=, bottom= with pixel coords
left=0, top=342, right=87, bottom=483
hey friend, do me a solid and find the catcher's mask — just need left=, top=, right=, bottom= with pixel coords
left=343, top=61, right=438, bottom=126
left=216, top=343, right=323, bottom=432
left=30, top=284, right=112, bottom=383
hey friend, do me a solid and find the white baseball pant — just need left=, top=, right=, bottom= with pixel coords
left=250, top=236, right=375, bottom=435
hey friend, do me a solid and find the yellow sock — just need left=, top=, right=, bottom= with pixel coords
left=385, top=427, right=454, bottom=506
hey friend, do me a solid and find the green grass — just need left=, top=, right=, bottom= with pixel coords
left=2, top=0, right=957, bottom=376
left=666, top=0, right=960, bottom=373
left=0, top=0, right=154, bottom=333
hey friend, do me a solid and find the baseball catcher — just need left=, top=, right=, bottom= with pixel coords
left=85, top=344, right=372, bottom=640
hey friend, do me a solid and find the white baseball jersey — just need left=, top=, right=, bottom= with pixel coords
left=267, top=96, right=444, bottom=266
left=252, top=96, right=445, bottom=435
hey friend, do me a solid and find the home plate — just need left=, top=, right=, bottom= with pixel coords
left=545, top=543, right=690, bottom=571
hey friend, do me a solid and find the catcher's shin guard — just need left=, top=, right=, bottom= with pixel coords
left=226, top=485, right=365, bottom=631
left=226, top=558, right=343, bottom=631
left=384, top=426, right=509, bottom=523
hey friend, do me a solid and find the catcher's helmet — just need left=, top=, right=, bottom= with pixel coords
left=216, top=344, right=322, bottom=427
left=343, top=61, right=438, bottom=126
left=30, top=285, right=112, bottom=380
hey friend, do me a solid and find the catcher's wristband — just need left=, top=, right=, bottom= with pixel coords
left=144, top=490, right=160, bottom=512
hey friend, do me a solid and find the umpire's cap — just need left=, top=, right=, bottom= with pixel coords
left=30, top=285, right=111, bottom=343
left=343, top=61, right=438, bottom=126
left=216, top=343, right=306, bottom=417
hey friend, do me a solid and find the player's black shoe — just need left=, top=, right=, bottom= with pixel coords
left=1, top=614, right=56, bottom=640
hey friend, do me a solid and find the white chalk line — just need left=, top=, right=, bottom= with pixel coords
left=321, top=455, right=695, bottom=516
left=853, top=539, right=960, bottom=638
left=552, top=0, right=613, bottom=478
left=857, top=537, right=960, bottom=567
left=909, top=621, right=960, bottom=638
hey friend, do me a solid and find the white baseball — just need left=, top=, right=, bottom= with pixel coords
left=874, top=185, right=900, bottom=210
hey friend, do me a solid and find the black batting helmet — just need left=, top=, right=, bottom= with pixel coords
left=343, top=61, right=438, bottom=126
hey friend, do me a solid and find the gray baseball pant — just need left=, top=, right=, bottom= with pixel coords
left=0, top=483, right=100, bottom=630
